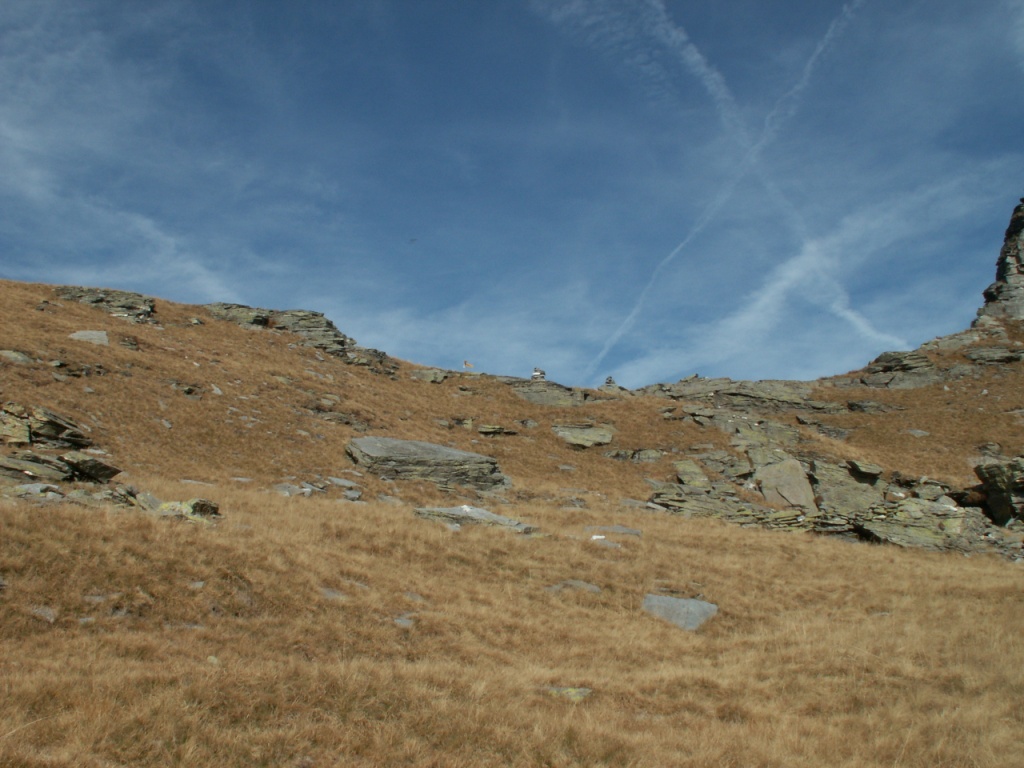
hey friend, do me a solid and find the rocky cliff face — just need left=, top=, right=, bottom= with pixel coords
left=978, top=197, right=1024, bottom=321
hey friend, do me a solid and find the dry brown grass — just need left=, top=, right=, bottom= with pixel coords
left=3, top=489, right=1022, bottom=767
left=3, top=279, right=1024, bottom=766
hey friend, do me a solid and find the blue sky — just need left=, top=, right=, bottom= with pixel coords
left=2, top=0, right=1022, bottom=387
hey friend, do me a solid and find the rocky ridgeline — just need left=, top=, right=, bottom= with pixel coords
left=204, top=302, right=395, bottom=374
left=53, top=286, right=157, bottom=323
left=48, top=285, right=396, bottom=374
left=6, top=200, right=1024, bottom=560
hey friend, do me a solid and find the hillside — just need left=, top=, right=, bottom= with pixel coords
left=1, top=201, right=1024, bottom=766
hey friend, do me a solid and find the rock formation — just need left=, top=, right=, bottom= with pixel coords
left=978, top=197, right=1024, bottom=320
left=54, top=286, right=156, bottom=323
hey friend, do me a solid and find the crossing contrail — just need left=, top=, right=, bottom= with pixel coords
left=583, top=0, right=874, bottom=379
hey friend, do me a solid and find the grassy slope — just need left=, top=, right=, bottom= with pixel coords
left=2, top=280, right=1023, bottom=767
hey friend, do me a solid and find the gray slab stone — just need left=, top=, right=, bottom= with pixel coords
left=347, top=436, right=508, bottom=491
left=642, top=594, right=718, bottom=631
left=414, top=505, right=536, bottom=533
left=69, top=330, right=109, bottom=346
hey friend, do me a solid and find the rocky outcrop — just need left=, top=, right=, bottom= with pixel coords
left=978, top=198, right=1024, bottom=321
left=644, top=452, right=1022, bottom=555
left=1, top=404, right=92, bottom=448
left=964, top=347, right=1024, bottom=365
left=974, top=457, right=1024, bottom=525
left=858, top=351, right=944, bottom=389
left=54, top=286, right=156, bottom=323
left=855, top=498, right=966, bottom=549
left=346, top=436, right=509, bottom=491
left=637, top=377, right=843, bottom=415
left=205, top=302, right=394, bottom=372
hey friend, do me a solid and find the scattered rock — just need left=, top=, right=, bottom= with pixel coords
left=584, top=524, right=641, bottom=538
left=347, top=436, right=509, bottom=491
left=604, top=448, right=663, bottom=462
left=133, top=494, right=221, bottom=522
left=552, top=422, right=615, bottom=448
left=58, top=451, right=121, bottom=483
left=642, top=594, right=718, bottom=631
left=477, top=425, right=517, bottom=437
left=0, top=350, right=34, bottom=365
left=410, top=368, right=448, bottom=383
left=414, top=505, right=536, bottom=533
left=69, top=330, right=109, bottom=346
left=30, top=605, right=58, bottom=624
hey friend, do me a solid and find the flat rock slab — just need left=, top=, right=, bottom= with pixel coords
left=552, top=422, right=616, bottom=448
left=642, top=594, right=719, bottom=631
left=69, top=330, right=109, bottom=346
left=414, top=505, right=536, bottom=533
left=347, top=436, right=508, bottom=491
left=0, top=350, right=34, bottom=365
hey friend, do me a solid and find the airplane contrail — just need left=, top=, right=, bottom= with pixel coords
left=585, top=0, right=873, bottom=379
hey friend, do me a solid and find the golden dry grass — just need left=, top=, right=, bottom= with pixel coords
left=3, top=490, right=1023, bottom=767
left=3, top=279, right=1024, bottom=766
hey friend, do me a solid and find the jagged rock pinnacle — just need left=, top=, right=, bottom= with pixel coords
left=978, top=197, right=1024, bottom=321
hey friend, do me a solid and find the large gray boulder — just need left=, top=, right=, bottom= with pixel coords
left=346, top=436, right=509, bottom=491
left=552, top=422, right=615, bottom=448
left=978, top=198, right=1024, bottom=321
left=642, top=594, right=718, bottom=631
